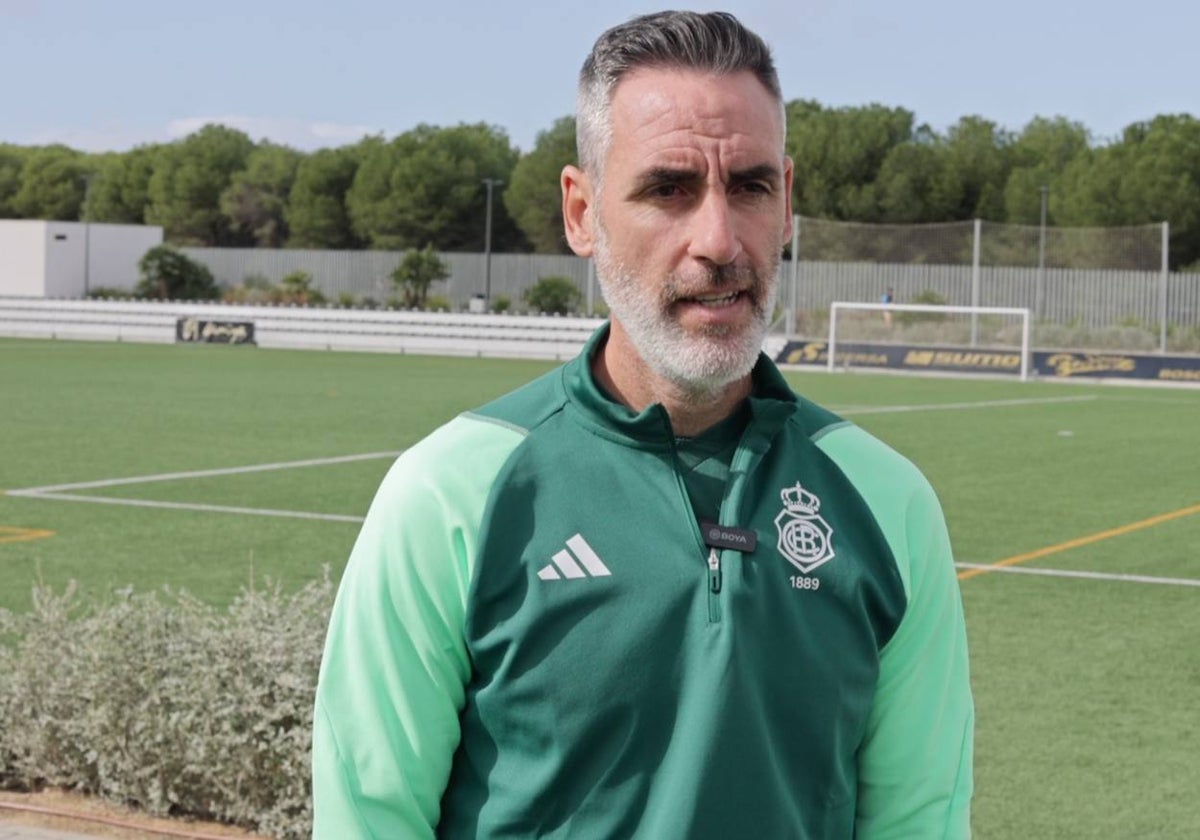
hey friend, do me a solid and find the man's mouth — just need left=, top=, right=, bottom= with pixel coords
left=684, top=290, right=743, bottom=308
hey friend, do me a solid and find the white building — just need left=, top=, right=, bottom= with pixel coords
left=0, top=220, right=163, bottom=298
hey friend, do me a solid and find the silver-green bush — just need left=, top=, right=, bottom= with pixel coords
left=0, top=573, right=335, bottom=839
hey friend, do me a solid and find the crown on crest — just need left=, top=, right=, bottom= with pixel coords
left=781, top=482, right=820, bottom=514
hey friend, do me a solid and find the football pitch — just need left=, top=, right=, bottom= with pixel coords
left=2, top=337, right=1197, bottom=838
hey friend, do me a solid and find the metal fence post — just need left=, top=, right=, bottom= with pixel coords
left=971, top=219, right=981, bottom=346
left=788, top=214, right=800, bottom=336
left=1160, top=221, right=1169, bottom=353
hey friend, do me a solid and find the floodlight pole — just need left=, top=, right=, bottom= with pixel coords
left=1037, top=185, right=1048, bottom=320
left=482, top=178, right=503, bottom=306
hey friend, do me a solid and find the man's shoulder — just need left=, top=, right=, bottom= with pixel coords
left=467, top=362, right=570, bottom=435
left=810, top=418, right=933, bottom=502
left=381, top=363, right=569, bottom=494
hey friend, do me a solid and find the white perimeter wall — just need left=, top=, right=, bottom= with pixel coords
left=43, top=222, right=86, bottom=298
left=0, top=221, right=162, bottom=298
left=84, top=223, right=163, bottom=292
left=0, top=221, right=49, bottom=297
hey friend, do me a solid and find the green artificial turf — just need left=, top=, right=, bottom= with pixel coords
left=2, top=336, right=1197, bottom=838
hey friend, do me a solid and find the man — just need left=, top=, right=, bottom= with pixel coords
left=313, top=11, right=973, bottom=839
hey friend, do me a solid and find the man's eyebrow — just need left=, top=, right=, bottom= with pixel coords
left=632, top=164, right=783, bottom=190
left=729, top=163, right=783, bottom=185
left=631, top=167, right=702, bottom=191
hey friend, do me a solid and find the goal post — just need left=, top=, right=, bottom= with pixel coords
left=827, top=302, right=1033, bottom=380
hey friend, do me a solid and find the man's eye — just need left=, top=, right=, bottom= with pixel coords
left=737, top=181, right=771, bottom=195
left=647, top=183, right=683, bottom=199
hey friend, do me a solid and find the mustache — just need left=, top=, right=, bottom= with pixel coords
left=666, top=262, right=762, bottom=299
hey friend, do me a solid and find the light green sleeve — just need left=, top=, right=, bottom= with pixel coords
left=312, top=416, right=524, bottom=839
left=816, top=425, right=974, bottom=840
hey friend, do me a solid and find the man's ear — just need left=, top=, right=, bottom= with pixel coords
left=561, top=164, right=595, bottom=258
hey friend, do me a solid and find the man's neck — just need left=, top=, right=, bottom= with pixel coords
left=592, top=324, right=753, bottom=438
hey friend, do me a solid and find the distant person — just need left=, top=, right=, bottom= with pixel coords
left=312, top=11, right=973, bottom=839
left=882, top=286, right=895, bottom=328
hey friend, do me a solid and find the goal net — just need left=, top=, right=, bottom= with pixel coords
left=827, top=302, right=1033, bottom=380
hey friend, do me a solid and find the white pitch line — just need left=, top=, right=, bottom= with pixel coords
left=20, top=492, right=367, bottom=523
left=7, top=451, right=402, bottom=495
left=955, top=562, right=1200, bottom=587
left=836, top=395, right=1096, bottom=416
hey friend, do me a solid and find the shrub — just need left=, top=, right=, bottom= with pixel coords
left=524, top=275, right=581, bottom=315
left=335, top=292, right=358, bottom=308
left=134, top=246, right=219, bottom=301
left=0, top=575, right=335, bottom=839
left=897, top=287, right=948, bottom=325
left=390, top=243, right=450, bottom=308
left=279, top=270, right=325, bottom=306
left=491, top=294, right=511, bottom=314
left=85, top=287, right=134, bottom=300
left=222, top=274, right=279, bottom=304
left=422, top=294, right=454, bottom=312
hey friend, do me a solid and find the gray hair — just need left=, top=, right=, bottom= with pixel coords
left=576, top=11, right=784, bottom=180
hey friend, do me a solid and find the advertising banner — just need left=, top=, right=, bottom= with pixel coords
left=175, top=317, right=255, bottom=345
left=776, top=340, right=1200, bottom=383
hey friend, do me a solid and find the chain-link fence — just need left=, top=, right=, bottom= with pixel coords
left=785, top=217, right=1198, bottom=353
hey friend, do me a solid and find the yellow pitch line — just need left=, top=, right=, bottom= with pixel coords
left=0, top=526, right=56, bottom=544
left=958, top=502, right=1200, bottom=581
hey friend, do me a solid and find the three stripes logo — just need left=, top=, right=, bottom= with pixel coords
left=537, top=533, right=611, bottom=581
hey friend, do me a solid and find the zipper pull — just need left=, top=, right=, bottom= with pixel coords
left=708, top=547, right=722, bottom=593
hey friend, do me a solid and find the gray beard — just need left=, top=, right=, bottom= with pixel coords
left=593, top=237, right=779, bottom=396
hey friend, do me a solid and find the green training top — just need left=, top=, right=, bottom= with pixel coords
left=313, top=325, right=974, bottom=839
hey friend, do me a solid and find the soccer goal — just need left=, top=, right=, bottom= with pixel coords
left=827, top=302, right=1033, bottom=380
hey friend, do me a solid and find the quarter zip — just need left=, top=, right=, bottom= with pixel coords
left=667, top=440, right=727, bottom=625
left=707, top=547, right=723, bottom=622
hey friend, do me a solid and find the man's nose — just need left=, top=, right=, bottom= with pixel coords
left=687, top=189, right=742, bottom=266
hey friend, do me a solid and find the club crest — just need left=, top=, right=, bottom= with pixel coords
left=774, top=482, right=835, bottom=574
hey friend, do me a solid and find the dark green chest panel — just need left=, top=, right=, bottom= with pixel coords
left=440, top=406, right=906, bottom=840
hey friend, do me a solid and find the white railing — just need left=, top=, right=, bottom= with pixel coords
left=0, top=298, right=605, bottom=361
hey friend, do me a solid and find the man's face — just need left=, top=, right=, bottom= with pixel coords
left=588, top=68, right=793, bottom=390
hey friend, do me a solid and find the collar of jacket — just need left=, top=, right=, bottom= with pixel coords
left=559, top=323, right=798, bottom=450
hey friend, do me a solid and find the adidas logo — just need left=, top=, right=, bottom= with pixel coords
left=537, top=533, right=611, bottom=580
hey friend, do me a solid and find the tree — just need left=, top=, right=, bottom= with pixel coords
left=785, top=100, right=915, bottom=220
left=220, top=142, right=302, bottom=247
left=286, top=145, right=366, bottom=249
left=146, top=124, right=255, bottom=245
left=1053, top=115, right=1200, bottom=268
left=523, top=275, right=581, bottom=314
left=1110, top=115, right=1200, bottom=268
left=390, top=243, right=450, bottom=307
left=874, top=135, right=960, bottom=224
left=939, top=116, right=1012, bottom=220
left=135, top=245, right=220, bottom=300
left=346, top=123, right=527, bottom=251
left=10, top=145, right=87, bottom=220
left=0, top=144, right=26, bottom=218
left=505, top=116, right=576, bottom=253
left=88, top=145, right=159, bottom=224
left=1002, top=117, right=1090, bottom=224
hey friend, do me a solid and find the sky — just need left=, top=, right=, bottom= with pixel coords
left=0, top=0, right=1194, bottom=154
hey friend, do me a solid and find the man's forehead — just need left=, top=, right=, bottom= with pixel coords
left=605, top=67, right=785, bottom=168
